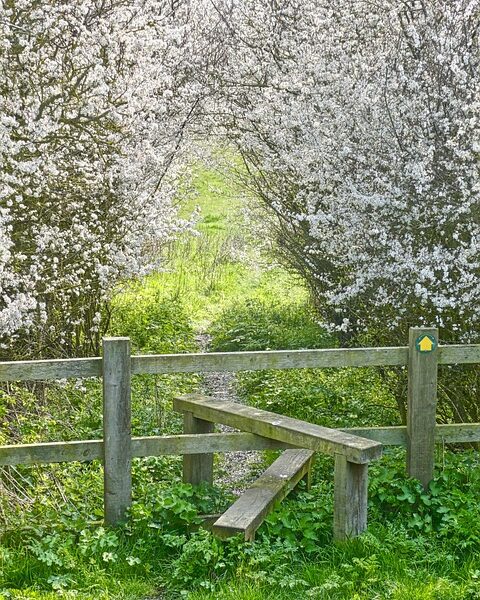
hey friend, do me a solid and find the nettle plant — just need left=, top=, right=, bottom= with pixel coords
left=0, top=0, right=213, bottom=358
left=210, top=0, right=480, bottom=343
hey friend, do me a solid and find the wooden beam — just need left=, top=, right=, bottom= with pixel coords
left=174, top=395, right=382, bottom=464
left=342, top=423, right=480, bottom=446
left=0, top=343, right=478, bottom=383
left=0, top=357, right=102, bottom=381
left=182, top=412, right=214, bottom=486
left=438, top=345, right=480, bottom=365
left=1, top=424, right=479, bottom=466
left=133, top=432, right=293, bottom=455
left=0, top=433, right=294, bottom=466
left=103, top=337, right=132, bottom=526
left=132, top=347, right=409, bottom=374
left=407, top=327, right=439, bottom=488
left=334, top=455, right=368, bottom=541
left=212, top=449, right=314, bottom=541
left=0, top=439, right=104, bottom=465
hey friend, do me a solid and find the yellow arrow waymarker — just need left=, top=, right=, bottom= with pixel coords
left=419, top=337, right=433, bottom=352
left=415, top=334, right=437, bottom=353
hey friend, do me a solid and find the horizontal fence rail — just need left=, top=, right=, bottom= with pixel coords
left=0, top=433, right=293, bottom=466
left=1, top=328, right=479, bottom=533
left=1, top=344, right=479, bottom=382
left=2, top=423, right=479, bottom=467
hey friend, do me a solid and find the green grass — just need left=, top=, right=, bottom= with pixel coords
left=2, top=165, right=480, bottom=600
left=119, top=165, right=307, bottom=328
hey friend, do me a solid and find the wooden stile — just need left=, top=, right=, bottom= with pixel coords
left=103, top=337, right=132, bottom=526
left=174, top=394, right=382, bottom=464
left=2, top=331, right=480, bottom=542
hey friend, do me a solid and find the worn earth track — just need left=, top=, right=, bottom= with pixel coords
left=196, top=333, right=264, bottom=494
left=145, top=336, right=263, bottom=600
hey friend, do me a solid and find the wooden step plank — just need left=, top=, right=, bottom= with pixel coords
left=174, top=394, right=382, bottom=463
left=212, top=449, right=315, bottom=541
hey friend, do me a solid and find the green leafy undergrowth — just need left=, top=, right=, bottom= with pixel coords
left=238, top=367, right=398, bottom=428
left=174, top=450, right=480, bottom=597
left=210, top=297, right=398, bottom=428
left=110, top=287, right=197, bottom=355
left=369, top=449, right=480, bottom=549
left=2, top=451, right=480, bottom=598
left=210, top=298, right=332, bottom=352
left=1, top=474, right=232, bottom=598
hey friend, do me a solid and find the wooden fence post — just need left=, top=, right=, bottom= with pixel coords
left=183, top=412, right=214, bottom=485
left=103, top=337, right=132, bottom=525
left=407, top=326, right=439, bottom=488
left=333, top=454, right=368, bottom=541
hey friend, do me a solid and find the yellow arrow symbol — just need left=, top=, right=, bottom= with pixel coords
left=418, top=336, right=434, bottom=352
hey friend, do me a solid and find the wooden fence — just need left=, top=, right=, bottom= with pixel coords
left=1, top=328, right=479, bottom=540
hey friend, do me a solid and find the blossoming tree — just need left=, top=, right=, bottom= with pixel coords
left=0, top=0, right=210, bottom=358
left=211, top=0, right=479, bottom=339
left=209, top=0, right=480, bottom=420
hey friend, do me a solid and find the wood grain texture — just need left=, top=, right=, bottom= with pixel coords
left=182, top=412, right=214, bottom=486
left=174, top=394, right=382, bottom=463
left=334, top=455, right=368, bottom=541
left=212, top=449, right=314, bottom=541
left=407, top=327, right=439, bottom=488
left=0, top=343, right=478, bottom=383
left=103, top=337, right=132, bottom=525
left=0, top=357, right=102, bottom=381
left=132, top=347, right=409, bottom=374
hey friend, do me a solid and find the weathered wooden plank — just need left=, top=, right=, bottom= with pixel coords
left=343, top=423, right=480, bottom=446
left=182, top=412, right=214, bottom=486
left=103, top=337, right=132, bottom=525
left=407, top=327, right=439, bottom=488
left=0, top=433, right=294, bottom=466
left=334, top=455, right=368, bottom=541
left=438, top=345, right=480, bottom=365
left=1, top=423, right=479, bottom=466
left=213, top=449, right=315, bottom=541
left=132, top=432, right=293, bottom=456
left=0, top=342, right=478, bottom=383
left=433, top=423, right=480, bottom=443
left=174, top=395, right=382, bottom=463
left=0, top=440, right=103, bottom=465
left=132, top=347, right=409, bottom=374
left=0, top=357, right=102, bottom=381
left=341, top=426, right=407, bottom=445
